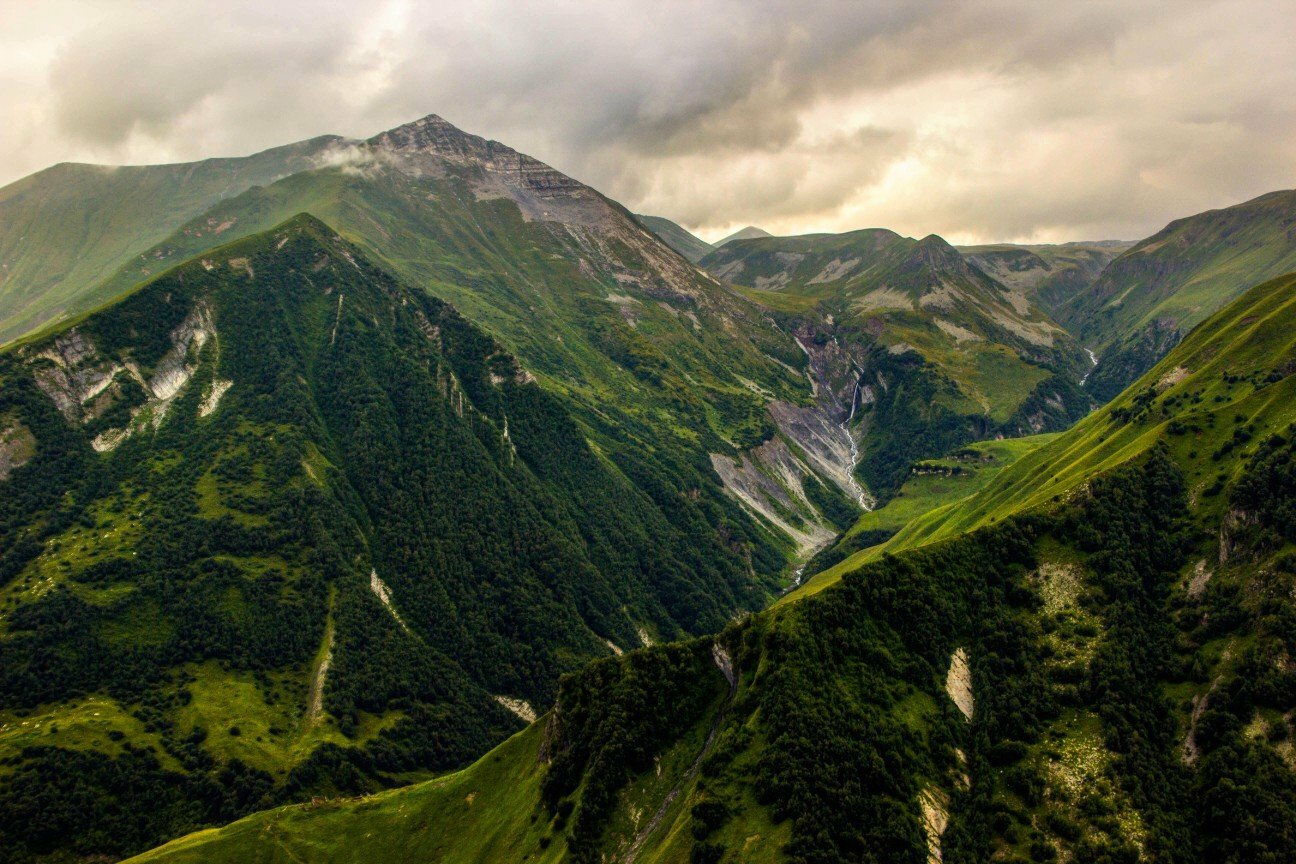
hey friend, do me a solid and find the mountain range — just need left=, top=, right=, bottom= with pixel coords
left=0, top=112, right=1294, bottom=864
left=123, top=268, right=1296, bottom=864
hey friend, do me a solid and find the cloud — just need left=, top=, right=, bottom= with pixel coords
left=1, top=0, right=1294, bottom=243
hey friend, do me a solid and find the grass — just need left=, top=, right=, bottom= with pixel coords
left=844, top=434, right=1055, bottom=539
left=128, top=722, right=562, bottom=864
left=0, top=695, right=176, bottom=770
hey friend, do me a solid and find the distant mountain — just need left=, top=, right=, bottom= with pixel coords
left=133, top=268, right=1296, bottom=864
left=959, top=240, right=1132, bottom=318
left=1061, top=189, right=1296, bottom=400
left=699, top=228, right=1091, bottom=498
left=715, top=225, right=773, bottom=246
left=634, top=214, right=715, bottom=263
left=0, top=136, right=339, bottom=345
left=0, top=216, right=806, bottom=863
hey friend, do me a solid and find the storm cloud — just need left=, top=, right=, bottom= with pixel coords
left=2, top=0, right=1294, bottom=242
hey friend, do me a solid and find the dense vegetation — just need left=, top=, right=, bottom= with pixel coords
left=0, top=216, right=788, bottom=862
left=126, top=269, right=1296, bottom=864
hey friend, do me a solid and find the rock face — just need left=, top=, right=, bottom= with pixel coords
left=367, top=114, right=604, bottom=227
left=25, top=303, right=215, bottom=452
left=946, top=648, right=974, bottom=720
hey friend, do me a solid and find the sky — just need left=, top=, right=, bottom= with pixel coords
left=2, top=0, right=1294, bottom=244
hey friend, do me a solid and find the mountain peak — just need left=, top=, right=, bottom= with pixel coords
left=368, top=112, right=501, bottom=159
left=716, top=226, right=774, bottom=247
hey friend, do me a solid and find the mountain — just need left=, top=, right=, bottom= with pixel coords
left=128, top=270, right=1296, bottom=864
left=699, top=228, right=1092, bottom=498
left=634, top=214, right=715, bottom=263
left=0, top=136, right=339, bottom=345
left=959, top=240, right=1132, bottom=317
left=23, top=114, right=873, bottom=556
left=0, top=216, right=801, bottom=863
left=715, top=225, right=772, bottom=246
left=1060, top=190, right=1296, bottom=401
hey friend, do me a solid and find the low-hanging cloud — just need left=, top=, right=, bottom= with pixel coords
left=1, top=0, right=1294, bottom=243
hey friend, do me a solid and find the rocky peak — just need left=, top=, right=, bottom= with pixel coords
left=897, top=234, right=975, bottom=281
left=369, top=113, right=500, bottom=161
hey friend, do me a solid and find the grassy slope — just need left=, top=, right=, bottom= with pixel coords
left=635, top=214, right=716, bottom=263
left=129, top=723, right=559, bottom=864
left=844, top=434, right=1055, bottom=539
left=796, top=271, right=1296, bottom=599
left=1065, top=190, right=1296, bottom=352
left=0, top=138, right=339, bottom=345
left=1064, top=190, right=1296, bottom=399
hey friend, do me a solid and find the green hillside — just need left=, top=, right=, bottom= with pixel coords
left=0, top=137, right=340, bottom=345
left=800, top=270, right=1296, bottom=596
left=1061, top=190, right=1296, bottom=400
left=700, top=229, right=1092, bottom=498
left=0, top=216, right=798, bottom=863
left=130, top=267, right=1296, bottom=864
left=635, top=215, right=716, bottom=263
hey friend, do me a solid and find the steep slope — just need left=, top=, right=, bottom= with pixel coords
left=133, top=269, right=1296, bottom=864
left=0, top=137, right=339, bottom=344
left=959, top=240, right=1131, bottom=318
left=1063, top=190, right=1296, bottom=400
left=701, top=229, right=1091, bottom=499
left=635, top=214, right=715, bottom=263
left=70, top=115, right=865, bottom=556
left=801, top=269, right=1296, bottom=594
left=0, top=216, right=792, bottom=863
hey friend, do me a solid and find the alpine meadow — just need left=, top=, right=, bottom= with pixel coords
left=2, top=3, right=1296, bottom=863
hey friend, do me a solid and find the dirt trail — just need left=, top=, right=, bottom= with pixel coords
left=623, top=643, right=737, bottom=864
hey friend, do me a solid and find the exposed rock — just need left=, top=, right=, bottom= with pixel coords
left=1187, top=559, right=1213, bottom=599
left=199, top=379, right=233, bottom=417
left=494, top=695, right=537, bottom=723
left=369, top=569, right=411, bottom=634
left=306, top=622, right=334, bottom=726
left=29, top=329, right=124, bottom=421
left=946, top=648, right=974, bottom=720
left=919, top=785, right=950, bottom=863
left=28, top=304, right=214, bottom=452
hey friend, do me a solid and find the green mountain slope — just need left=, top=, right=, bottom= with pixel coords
left=65, top=115, right=872, bottom=555
left=1062, top=190, right=1296, bottom=400
left=0, top=216, right=796, bottom=863
left=133, top=269, right=1296, bottom=864
left=800, top=269, right=1296, bottom=595
left=0, top=137, right=340, bottom=345
left=700, top=229, right=1091, bottom=499
left=635, top=214, right=715, bottom=263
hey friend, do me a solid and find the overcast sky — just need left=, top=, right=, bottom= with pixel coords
left=3, top=0, right=1294, bottom=244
